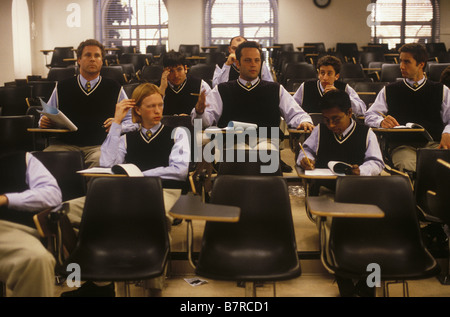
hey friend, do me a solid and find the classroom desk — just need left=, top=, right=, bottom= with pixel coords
left=169, top=193, right=241, bottom=268
left=306, top=196, right=385, bottom=219
left=27, top=128, right=71, bottom=148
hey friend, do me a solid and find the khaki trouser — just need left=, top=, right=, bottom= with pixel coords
left=0, top=220, right=55, bottom=297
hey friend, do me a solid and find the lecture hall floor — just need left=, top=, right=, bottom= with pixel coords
left=54, top=146, right=450, bottom=298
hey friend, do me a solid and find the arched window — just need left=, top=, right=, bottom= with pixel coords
left=95, top=0, right=168, bottom=53
left=369, top=0, right=439, bottom=49
left=12, top=0, right=32, bottom=78
left=204, top=0, right=278, bottom=47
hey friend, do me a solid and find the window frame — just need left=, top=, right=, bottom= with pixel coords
left=204, top=0, right=279, bottom=47
left=370, top=0, right=440, bottom=48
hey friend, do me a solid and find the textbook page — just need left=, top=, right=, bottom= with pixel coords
left=37, top=98, right=78, bottom=131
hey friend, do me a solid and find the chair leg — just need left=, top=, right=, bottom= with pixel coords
left=245, top=282, right=256, bottom=297
left=0, top=282, right=5, bottom=297
left=437, top=236, right=450, bottom=285
left=384, top=280, right=409, bottom=297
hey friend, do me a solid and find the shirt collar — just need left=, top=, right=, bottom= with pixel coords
left=141, top=122, right=162, bottom=136
left=79, top=74, right=100, bottom=89
left=238, top=77, right=259, bottom=86
left=405, top=76, right=425, bottom=87
left=342, top=118, right=355, bottom=138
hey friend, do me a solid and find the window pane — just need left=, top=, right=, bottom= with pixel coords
left=212, top=27, right=241, bottom=38
left=405, top=0, right=433, bottom=22
left=374, top=0, right=403, bottom=22
left=242, top=0, right=272, bottom=23
left=211, top=0, right=240, bottom=24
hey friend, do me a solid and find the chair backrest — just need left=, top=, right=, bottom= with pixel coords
left=187, top=64, right=215, bottom=87
left=119, top=53, right=147, bottom=72
left=0, top=115, right=35, bottom=153
left=204, top=52, right=227, bottom=67
left=282, top=62, right=317, bottom=85
left=140, top=64, right=164, bottom=84
left=48, top=47, right=74, bottom=68
left=303, top=42, right=326, bottom=54
left=27, top=81, right=56, bottom=102
left=179, top=44, right=200, bottom=57
left=330, top=175, right=435, bottom=277
left=32, top=151, right=86, bottom=201
left=195, top=175, right=300, bottom=280
left=122, top=82, right=141, bottom=98
left=47, top=67, right=77, bottom=82
left=427, top=159, right=450, bottom=224
left=0, top=85, right=32, bottom=116
left=100, top=65, right=127, bottom=85
left=68, top=177, right=170, bottom=281
left=339, top=63, right=366, bottom=80
left=427, top=63, right=450, bottom=82
left=146, top=45, right=167, bottom=56
left=380, top=63, right=402, bottom=82
left=358, top=51, right=386, bottom=68
left=414, top=148, right=450, bottom=219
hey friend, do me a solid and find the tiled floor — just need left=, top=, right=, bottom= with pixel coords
left=52, top=146, right=450, bottom=298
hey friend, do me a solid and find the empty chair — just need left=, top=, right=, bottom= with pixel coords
left=277, top=51, right=306, bottom=77
left=47, top=67, right=77, bottom=82
left=119, top=53, right=147, bottom=73
left=61, top=177, right=170, bottom=285
left=414, top=148, right=450, bottom=222
left=46, top=47, right=75, bottom=68
left=100, top=66, right=128, bottom=85
left=204, top=52, right=227, bottom=67
left=427, top=159, right=450, bottom=225
left=146, top=45, right=167, bottom=56
left=32, top=151, right=86, bottom=201
left=195, top=175, right=301, bottom=296
left=354, top=81, right=388, bottom=107
left=380, top=63, right=402, bottom=82
left=187, top=64, right=215, bottom=88
left=0, top=115, right=35, bottom=153
left=281, top=62, right=317, bottom=87
left=140, top=64, right=164, bottom=84
left=303, top=42, right=326, bottom=55
left=426, top=43, right=449, bottom=63
left=427, top=63, right=450, bottom=82
left=178, top=44, right=200, bottom=57
left=27, top=81, right=56, bottom=102
left=339, top=63, right=366, bottom=82
left=359, top=51, right=386, bottom=69
left=0, top=85, right=32, bottom=116
left=322, top=176, right=439, bottom=296
left=335, top=43, right=359, bottom=63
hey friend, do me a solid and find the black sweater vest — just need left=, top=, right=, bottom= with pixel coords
left=386, top=79, right=444, bottom=141
left=0, top=151, right=37, bottom=228
left=217, top=80, right=281, bottom=130
left=163, top=77, right=202, bottom=115
left=316, top=123, right=369, bottom=168
left=302, top=80, right=347, bottom=113
left=57, top=76, right=121, bottom=146
left=125, top=125, right=184, bottom=188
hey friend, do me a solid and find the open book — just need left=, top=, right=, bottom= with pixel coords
left=37, top=98, right=78, bottom=131
left=304, top=161, right=353, bottom=176
left=205, top=121, right=257, bottom=133
left=77, top=163, right=144, bottom=177
left=381, top=122, right=433, bottom=142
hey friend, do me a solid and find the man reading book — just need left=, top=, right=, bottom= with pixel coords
left=297, top=90, right=384, bottom=179
left=365, top=43, right=450, bottom=173
left=39, top=39, right=136, bottom=168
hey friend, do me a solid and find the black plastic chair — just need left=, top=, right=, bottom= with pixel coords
left=336, top=43, right=360, bottom=63
left=281, top=62, right=317, bottom=86
left=32, top=151, right=86, bottom=202
left=0, top=85, right=32, bottom=116
left=414, top=148, right=450, bottom=222
left=339, top=63, right=366, bottom=81
left=426, top=158, right=450, bottom=284
left=195, top=175, right=301, bottom=296
left=322, top=176, right=439, bottom=296
left=100, top=65, right=128, bottom=85
left=427, top=63, right=450, bottom=82
left=0, top=115, right=35, bottom=154
left=46, top=47, right=75, bottom=68
left=140, top=64, right=164, bottom=84
left=217, top=149, right=282, bottom=176
left=46, top=67, right=77, bottom=82
left=178, top=44, right=200, bottom=57
left=146, top=45, right=167, bottom=56
left=188, top=64, right=215, bottom=88
left=61, top=177, right=170, bottom=285
left=380, top=63, right=402, bottom=82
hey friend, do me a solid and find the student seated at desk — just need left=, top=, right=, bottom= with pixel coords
left=292, top=55, right=366, bottom=117
left=297, top=90, right=384, bottom=193
left=158, top=50, right=211, bottom=115
left=61, top=83, right=190, bottom=297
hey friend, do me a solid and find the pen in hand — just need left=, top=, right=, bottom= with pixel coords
left=299, top=142, right=314, bottom=169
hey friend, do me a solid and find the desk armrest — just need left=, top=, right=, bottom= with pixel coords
left=306, top=196, right=384, bottom=218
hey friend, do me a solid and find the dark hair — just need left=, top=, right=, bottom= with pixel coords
left=440, top=66, right=450, bottom=88
left=398, top=43, right=428, bottom=68
left=76, top=39, right=105, bottom=59
left=229, top=35, right=247, bottom=47
left=319, top=89, right=351, bottom=113
left=162, top=50, right=186, bottom=68
left=235, top=41, right=262, bottom=62
left=317, top=55, right=342, bottom=74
